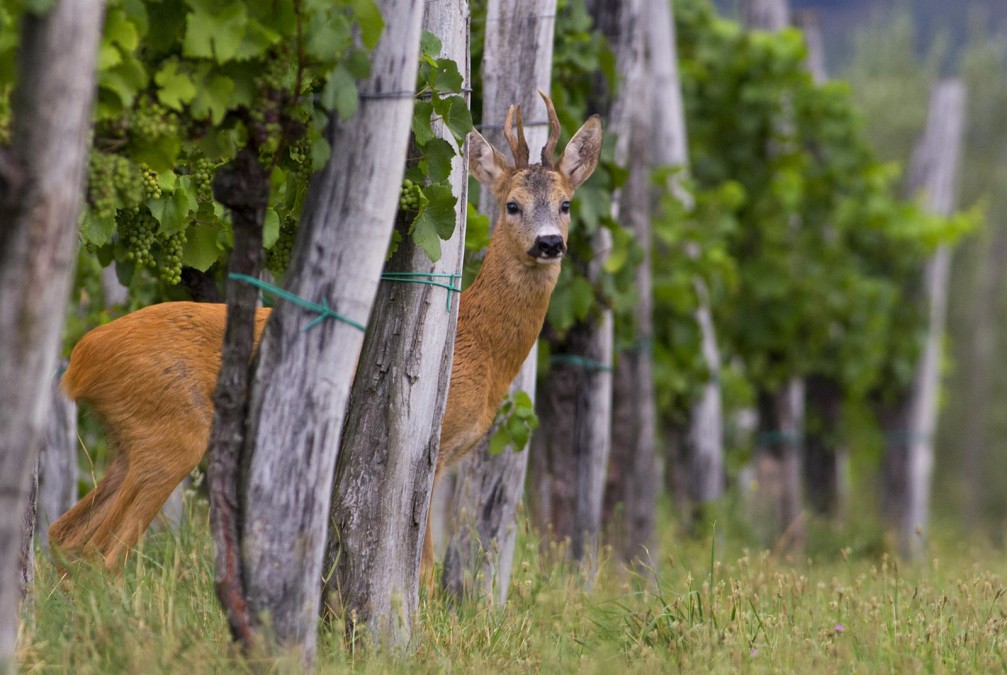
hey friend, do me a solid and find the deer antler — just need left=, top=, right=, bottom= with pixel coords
left=503, top=104, right=530, bottom=168
left=539, top=90, right=561, bottom=169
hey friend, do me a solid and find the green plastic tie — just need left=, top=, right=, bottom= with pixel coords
left=550, top=353, right=613, bottom=373
left=228, top=273, right=366, bottom=332
left=380, top=271, right=462, bottom=311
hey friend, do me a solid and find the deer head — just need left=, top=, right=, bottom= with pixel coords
left=468, top=90, right=603, bottom=268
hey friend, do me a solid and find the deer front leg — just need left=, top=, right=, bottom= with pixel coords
left=420, top=466, right=444, bottom=593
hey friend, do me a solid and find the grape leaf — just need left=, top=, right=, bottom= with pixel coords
left=411, top=101, right=435, bottom=145
left=154, top=59, right=197, bottom=111
left=351, top=0, right=384, bottom=50
left=322, top=65, right=358, bottom=120
left=420, top=31, right=442, bottom=59
left=420, top=138, right=455, bottom=183
left=438, top=95, right=472, bottom=143
left=150, top=181, right=197, bottom=236
left=191, top=69, right=236, bottom=124
left=183, top=2, right=247, bottom=64
left=80, top=214, right=117, bottom=247
left=182, top=223, right=223, bottom=272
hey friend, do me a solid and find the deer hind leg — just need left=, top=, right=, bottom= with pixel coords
left=93, top=431, right=206, bottom=568
left=49, top=450, right=129, bottom=557
left=95, top=465, right=192, bottom=568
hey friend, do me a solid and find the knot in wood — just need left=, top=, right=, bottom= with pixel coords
left=212, top=149, right=269, bottom=211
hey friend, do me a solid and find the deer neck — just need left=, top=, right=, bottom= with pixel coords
left=458, top=234, right=560, bottom=379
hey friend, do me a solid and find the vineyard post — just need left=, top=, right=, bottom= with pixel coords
left=0, top=0, right=103, bottom=669
left=324, top=0, right=471, bottom=647
left=441, top=0, right=559, bottom=604
left=236, top=0, right=424, bottom=664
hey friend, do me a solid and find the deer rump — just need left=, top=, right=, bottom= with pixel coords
left=49, top=302, right=268, bottom=567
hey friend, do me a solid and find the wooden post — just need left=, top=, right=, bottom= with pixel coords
left=888, top=80, right=965, bottom=559
left=325, top=0, right=469, bottom=646
left=531, top=0, right=642, bottom=575
left=648, top=0, right=726, bottom=516
left=237, top=0, right=424, bottom=663
left=35, top=379, right=78, bottom=550
left=0, top=0, right=103, bottom=668
left=441, top=0, right=557, bottom=604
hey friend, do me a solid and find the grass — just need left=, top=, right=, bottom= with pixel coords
left=17, top=496, right=1007, bottom=673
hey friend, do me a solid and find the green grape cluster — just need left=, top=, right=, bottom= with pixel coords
left=192, top=158, right=215, bottom=202
left=266, top=217, right=297, bottom=277
left=88, top=154, right=145, bottom=220
left=399, top=179, right=423, bottom=213
left=140, top=164, right=161, bottom=200
left=129, top=98, right=178, bottom=141
left=114, top=155, right=144, bottom=207
left=158, top=230, right=187, bottom=285
left=88, top=154, right=119, bottom=221
left=117, top=208, right=157, bottom=267
left=288, top=136, right=310, bottom=169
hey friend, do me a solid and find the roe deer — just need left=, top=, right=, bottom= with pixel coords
left=49, top=91, right=602, bottom=579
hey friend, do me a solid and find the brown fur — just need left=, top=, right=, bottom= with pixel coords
left=48, top=97, right=603, bottom=583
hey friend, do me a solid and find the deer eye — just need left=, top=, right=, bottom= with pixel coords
left=560, top=201, right=571, bottom=214
left=506, top=202, right=520, bottom=215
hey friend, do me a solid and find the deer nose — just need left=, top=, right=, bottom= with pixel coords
left=529, top=234, right=565, bottom=259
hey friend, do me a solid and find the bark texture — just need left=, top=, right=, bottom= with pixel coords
left=19, top=465, right=38, bottom=603
left=237, top=1, right=424, bottom=663
left=441, top=0, right=556, bottom=603
left=0, top=1, right=102, bottom=669
left=325, top=0, right=469, bottom=646
left=529, top=0, right=640, bottom=572
left=35, top=379, right=78, bottom=550
left=207, top=149, right=269, bottom=651
left=885, top=80, right=965, bottom=559
left=603, top=65, right=657, bottom=570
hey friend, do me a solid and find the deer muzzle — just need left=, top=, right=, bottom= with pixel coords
left=528, top=234, right=566, bottom=261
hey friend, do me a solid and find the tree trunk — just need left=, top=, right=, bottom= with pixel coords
left=803, top=375, right=844, bottom=516
left=793, top=10, right=827, bottom=85
left=531, top=0, right=642, bottom=574
left=207, top=149, right=269, bottom=652
left=651, top=0, right=725, bottom=515
left=741, top=0, right=789, bottom=32
left=886, top=79, right=965, bottom=559
left=962, top=222, right=1007, bottom=527
left=0, top=0, right=102, bottom=668
left=441, top=0, right=557, bottom=603
left=325, top=0, right=469, bottom=646
left=19, top=464, right=38, bottom=604
left=741, top=0, right=806, bottom=554
left=35, top=379, right=78, bottom=550
left=603, top=63, right=657, bottom=571
left=237, top=1, right=423, bottom=664
left=753, top=378, right=806, bottom=552
left=793, top=10, right=848, bottom=520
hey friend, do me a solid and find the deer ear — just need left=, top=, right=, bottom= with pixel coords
left=557, top=115, right=602, bottom=190
left=468, top=129, right=511, bottom=186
